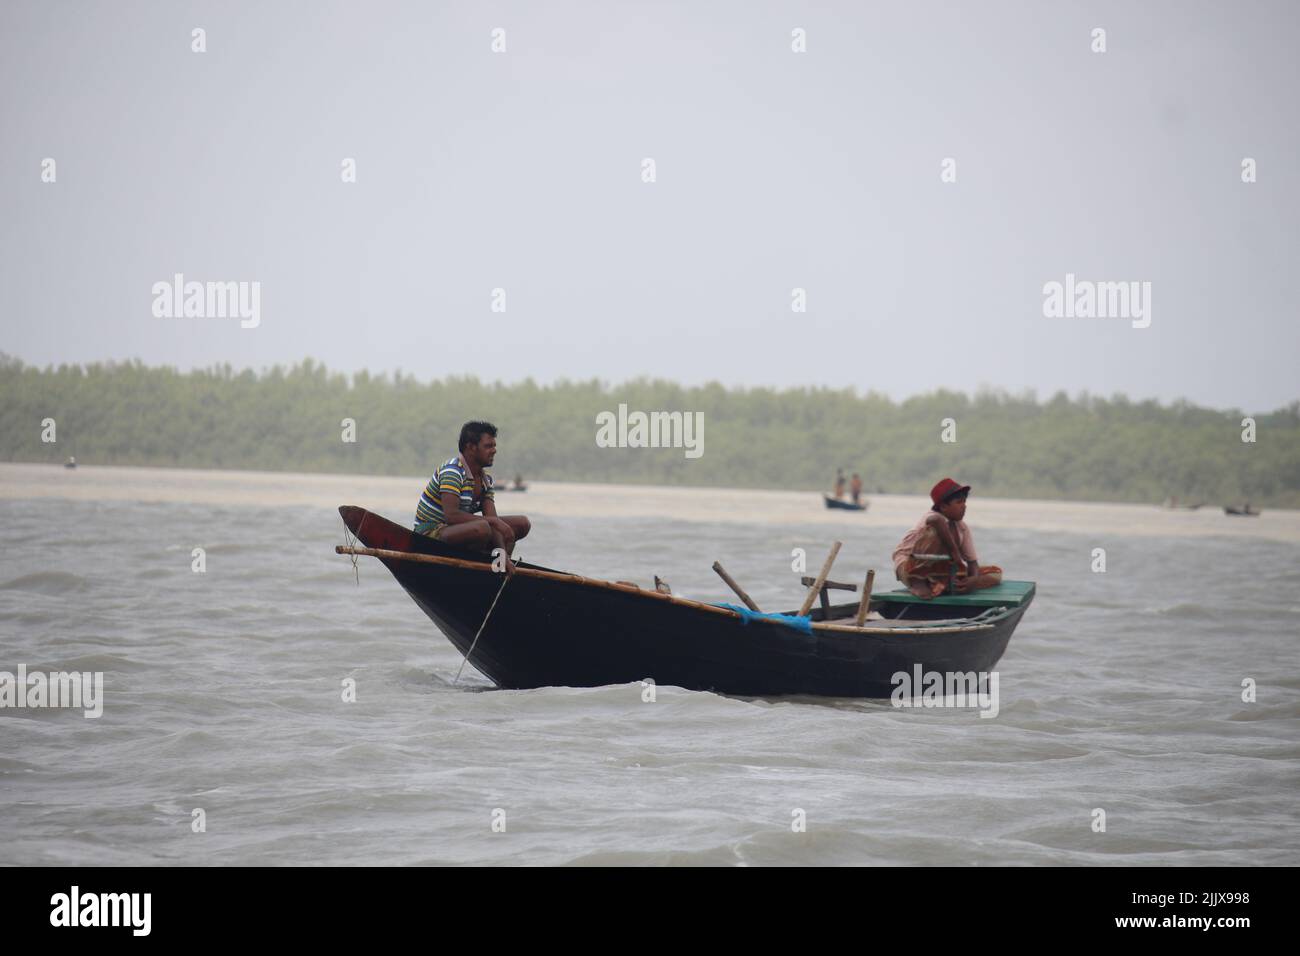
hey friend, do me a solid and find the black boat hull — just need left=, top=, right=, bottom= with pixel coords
left=824, top=495, right=867, bottom=511
left=341, top=507, right=1032, bottom=698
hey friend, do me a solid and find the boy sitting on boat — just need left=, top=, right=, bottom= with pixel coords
left=892, top=477, right=1002, bottom=598
left=414, top=421, right=531, bottom=556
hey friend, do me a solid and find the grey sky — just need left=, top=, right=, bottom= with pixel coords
left=2, top=1, right=1297, bottom=410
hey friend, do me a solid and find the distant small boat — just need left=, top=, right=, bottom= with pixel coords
left=1224, top=506, right=1260, bottom=517
left=824, top=495, right=867, bottom=511
left=64, top=457, right=77, bottom=469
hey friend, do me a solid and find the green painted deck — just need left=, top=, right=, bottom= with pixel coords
left=874, top=580, right=1035, bottom=608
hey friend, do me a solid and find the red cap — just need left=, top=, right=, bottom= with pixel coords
left=930, top=477, right=971, bottom=506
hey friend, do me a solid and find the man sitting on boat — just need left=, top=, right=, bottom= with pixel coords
left=414, top=421, right=531, bottom=556
left=892, top=478, right=1002, bottom=598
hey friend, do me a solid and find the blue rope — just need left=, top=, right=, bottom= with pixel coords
left=714, top=603, right=814, bottom=634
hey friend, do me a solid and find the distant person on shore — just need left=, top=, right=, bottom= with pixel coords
left=850, top=473, right=863, bottom=506
left=892, top=478, right=1002, bottom=599
left=834, top=469, right=846, bottom=499
left=413, top=421, right=531, bottom=556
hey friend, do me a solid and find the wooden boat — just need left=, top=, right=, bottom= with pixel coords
left=1224, top=506, right=1260, bottom=517
left=824, top=495, right=867, bottom=511
left=336, top=506, right=1034, bottom=698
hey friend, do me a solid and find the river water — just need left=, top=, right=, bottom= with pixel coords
left=1, top=463, right=1297, bottom=865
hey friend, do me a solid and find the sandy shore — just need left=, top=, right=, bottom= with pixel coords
left=2, top=462, right=1297, bottom=543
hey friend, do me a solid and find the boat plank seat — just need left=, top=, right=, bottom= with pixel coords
left=873, top=580, right=1035, bottom=608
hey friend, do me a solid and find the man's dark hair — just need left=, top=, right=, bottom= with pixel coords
left=459, top=420, right=498, bottom=452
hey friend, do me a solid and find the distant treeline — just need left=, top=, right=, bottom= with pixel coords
left=2, top=354, right=1297, bottom=507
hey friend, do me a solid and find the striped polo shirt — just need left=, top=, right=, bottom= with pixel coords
left=414, top=455, right=494, bottom=529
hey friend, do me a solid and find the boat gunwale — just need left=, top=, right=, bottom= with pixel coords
left=335, top=544, right=1015, bottom=636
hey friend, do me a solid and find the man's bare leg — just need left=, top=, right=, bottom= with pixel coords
left=484, top=515, right=530, bottom=556
left=499, top=515, right=530, bottom=544
left=904, top=520, right=963, bottom=598
left=956, top=569, right=1002, bottom=592
left=928, top=514, right=967, bottom=567
left=905, top=576, right=947, bottom=598
left=438, top=519, right=492, bottom=550
left=488, top=524, right=513, bottom=555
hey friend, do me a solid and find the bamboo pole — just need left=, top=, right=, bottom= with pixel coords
left=854, top=569, right=876, bottom=627
left=712, top=561, right=761, bottom=612
left=337, top=545, right=737, bottom=617
left=798, top=541, right=842, bottom=617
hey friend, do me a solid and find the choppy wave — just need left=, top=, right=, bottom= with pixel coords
left=0, top=571, right=91, bottom=594
left=0, top=493, right=1297, bottom=866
